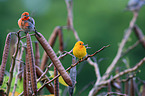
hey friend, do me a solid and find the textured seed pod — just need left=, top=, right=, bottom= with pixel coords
left=130, top=78, right=135, bottom=96
left=41, top=26, right=59, bottom=71
left=36, top=66, right=54, bottom=94
left=0, top=33, right=11, bottom=85
left=54, top=66, right=59, bottom=96
left=58, top=28, right=64, bottom=52
left=35, top=41, right=40, bottom=67
left=26, top=33, right=37, bottom=95
left=35, top=32, right=72, bottom=86
left=25, top=53, right=32, bottom=96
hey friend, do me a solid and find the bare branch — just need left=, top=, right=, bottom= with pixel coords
left=105, top=92, right=127, bottom=96
left=12, top=44, right=24, bottom=95
left=133, top=25, right=145, bottom=49
left=87, top=58, right=101, bottom=84
left=89, top=57, right=145, bottom=96
left=65, top=0, right=80, bottom=41
left=102, top=12, right=138, bottom=82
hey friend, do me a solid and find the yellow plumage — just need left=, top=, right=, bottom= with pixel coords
left=73, top=41, right=87, bottom=59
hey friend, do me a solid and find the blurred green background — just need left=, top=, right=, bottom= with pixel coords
left=0, top=0, right=145, bottom=95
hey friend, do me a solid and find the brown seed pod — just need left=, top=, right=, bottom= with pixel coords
left=41, top=26, right=60, bottom=71
left=58, top=27, right=64, bottom=52
left=26, top=33, right=37, bottom=95
left=35, top=32, right=72, bottom=86
left=54, top=66, right=59, bottom=96
left=35, top=41, right=40, bottom=67
left=25, top=53, right=32, bottom=96
left=0, top=33, right=11, bottom=85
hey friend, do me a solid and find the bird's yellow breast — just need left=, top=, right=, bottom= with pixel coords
left=73, top=41, right=87, bottom=59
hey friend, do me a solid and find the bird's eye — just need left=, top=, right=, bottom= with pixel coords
left=80, top=43, right=81, bottom=45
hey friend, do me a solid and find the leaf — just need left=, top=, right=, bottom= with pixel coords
left=1, top=76, right=9, bottom=89
left=59, top=76, right=68, bottom=86
left=9, top=92, right=20, bottom=96
left=43, top=94, right=54, bottom=96
left=49, top=71, right=68, bottom=86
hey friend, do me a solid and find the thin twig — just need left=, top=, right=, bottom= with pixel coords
left=121, top=40, right=140, bottom=58
left=12, top=71, right=23, bottom=96
left=87, top=58, right=101, bottom=84
left=65, top=0, right=80, bottom=41
left=134, top=25, right=145, bottom=48
left=99, top=57, right=145, bottom=86
left=12, top=44, right=24, bottom=96
left=20, top=33, right=35, bottom=39
left=105, top=92, right=127, bottom=96
left=37, top=63, right=53, bottom=83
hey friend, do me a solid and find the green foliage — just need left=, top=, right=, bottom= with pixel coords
left=1, top=76, right=41, bottom=94
left=49, top=70, right=69, bottom=86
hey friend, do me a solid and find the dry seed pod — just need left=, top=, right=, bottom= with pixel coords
left=26, top=33, right=37, bottom=95
left=26, top=53, right=32, bottom=96
left=41, top=26, right=60, bottom=71
left=58, top=27, right=64, bottom=52
left=0, top=33, right=11, bottom=85
left=35, top=41, right=40, bottom=67
left=54, top=66, right=59, bottom=96
left=35, top=32, right=72, bottom=86
left=130, top=78, right=135, bottom=96
left=36, top=66, right=54, bottom=94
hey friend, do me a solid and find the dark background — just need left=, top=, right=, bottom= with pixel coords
left=0, top=0, right=145, bottom=95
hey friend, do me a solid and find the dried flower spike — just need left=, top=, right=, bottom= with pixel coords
left=0, top=33, right=11, bottom=85
left=26, top=33, right=37, bottom=95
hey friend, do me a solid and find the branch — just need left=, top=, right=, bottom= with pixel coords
left=133, top=25, right=145, bottom=49
left=121, top=40, right=140, bottom=58
left=12, top=44, right=24, bottom=95
left=65, top=0, right=80, bottom=41
left=89, top=57, right=145, bottom=96
left=87, top=58, right=101, bottom=84
left=99, top=57, right=145, bottom=91
left=102, top=12, right=138, bottom=81
left=105, top=92, right=127, bottom=96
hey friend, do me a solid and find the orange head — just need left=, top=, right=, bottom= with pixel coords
left=74, top=41, right=85, bottom=48
left=21, top=12, right=30, bottom=20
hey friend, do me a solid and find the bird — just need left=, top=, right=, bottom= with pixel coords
left=73, top=41, right=87, bottom=59
left=126, top=0, right=145, bottom=12
left=18, top=12, right=40, bottom=36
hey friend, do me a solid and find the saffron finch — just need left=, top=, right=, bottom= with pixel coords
left=18, top=12, right=40, bottom=36
left=73, top=41, right=87, bottom=59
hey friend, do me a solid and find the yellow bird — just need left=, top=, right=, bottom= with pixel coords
left=73, top=41, right=87, bottom=59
